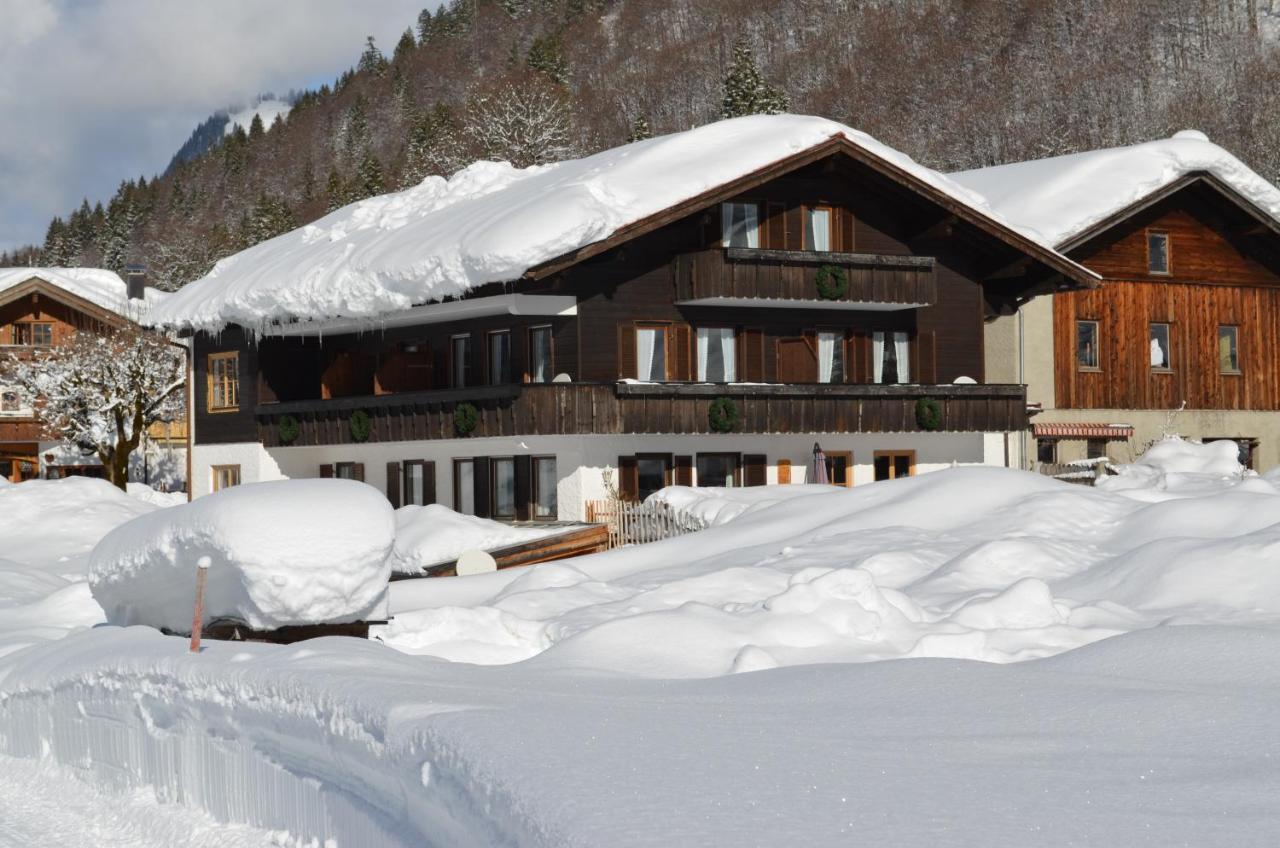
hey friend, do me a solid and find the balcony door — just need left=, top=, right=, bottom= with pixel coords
left=777, top=336, right=817, bottom=382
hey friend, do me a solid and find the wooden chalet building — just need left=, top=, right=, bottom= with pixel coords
left=0, top=267, right=180, bottom=482
left=958, top=131, right=1280, bottom=472
left=163, top=116, right=1097, bottom=520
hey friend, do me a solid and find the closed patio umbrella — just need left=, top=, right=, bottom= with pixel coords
left=812, top=443, right=829, bottom=485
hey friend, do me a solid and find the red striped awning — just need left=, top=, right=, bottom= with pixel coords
left=1032, top=423, right=1134, bottom=439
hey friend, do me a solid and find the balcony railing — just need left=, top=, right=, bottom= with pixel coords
left=255, top=381, right=1028, bottom=446
left=673, top=247, right=936, bottom=307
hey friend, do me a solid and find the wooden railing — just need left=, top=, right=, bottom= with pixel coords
left=585, top=499, right=708, bottom=548
left=673, top=247, right=936, bottom=306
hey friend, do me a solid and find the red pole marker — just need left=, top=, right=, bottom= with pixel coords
left=189, top=556, right=212, bottom=653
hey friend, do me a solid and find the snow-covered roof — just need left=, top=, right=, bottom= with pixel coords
left=151, top=114, right=1088, bottom=332
left=950, top=131, right=1280, bottom=248
left=0, top=267, right=166, bottom=322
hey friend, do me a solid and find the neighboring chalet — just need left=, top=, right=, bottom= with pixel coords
left=156, top=115, right=1097, bottom=520
left=956, top=131, right=1280, bottom=472
left=0, top=267, right=180, bottom=482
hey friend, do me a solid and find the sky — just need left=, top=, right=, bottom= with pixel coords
left=0, top=0, right=429, bottom=251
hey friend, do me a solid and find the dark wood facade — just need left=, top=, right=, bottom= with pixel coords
left=1055, top=180, right=1280, bottom=411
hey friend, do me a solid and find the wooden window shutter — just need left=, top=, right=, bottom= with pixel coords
left=514, top=455, right=532, bottom=521
left=319, top=464, right=334, bottom=478
left=472, top=457, right=491, bottom=518
left=386, top=461, right=401, bottom=508
left=674, top=455, right=693, bottom=486
left=766, top=202, right=786, bottom=250
left=672, top=324, right=692, bottom=380
left=785, top=205, right=803, bottom=251
left=423, top=461, right=437, bottom=505
left=744, top=454, right=767, bottom=486
left=840, top=207, right=854, bottom=252
left=618, top=455, right=639, bottom=501
left=739, top=328, right=765, bottom=381
left=618, top=323, right=637, bottom=379
left=352, top=463, right=365, bottom=482
left=917, top=330, right=937, bottom=383
left=850, top=333, right=868, bottom=383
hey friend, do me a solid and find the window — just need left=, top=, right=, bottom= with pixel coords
left=873, top=450, right=914, bottom=481
left=721, top=202, right=759, bottom=248
left=696, top=453, right=739, bottom=487
left=824, top=451, right=853, bottom=487
left=0, top=388, right=19, bottom=413
left=453, top=459, right=475, bottom=515
left=533, top=456, right=557, bottom=519
left=1218, top=325, right=1240, bottom=373
left=1076, top=320, right=1100, bottom=370
left=488, top=330, right=511, bottom=385
left=636, top=455, right=671, bottom=501
left=491, top=457, right=516, bottom=519
left=207, top=352, right=239, bottom=412
left=12, top=322, right=52, bottom=346
left=334, top=462, right=362, bottom=480
left=403, top=460, right=430, bottom=506
left=1147, top=231, right=1170, bottom=275
left=1036, top=439, right=1056, bottom=465
left=696, top=327, right=736, bottom=382
left=804, top=206, right=833, bottom=252
left=1086, top=439, right=1107, bottom=460
left=818, top=331, right=845, bottom=383
left=636, top=325, right=668, bottom=381
left=872, top=331, right=910, bottom=384
left=451, top=335, right=471, bottom=387
left=1149, top=323, right=1171, bottom=370
left=528, top=325, right=553, bottom=383
left=211, top=464, right=240, bottom=491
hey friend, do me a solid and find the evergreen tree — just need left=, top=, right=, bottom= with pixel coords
left=416, top=8, right=433, bottom=42
left=626, top=115, right=652, bottom=143
left=355, top=151, right=387, bottom=199
left=222, top=125, right=249, bottom=175
left=392, top=66, right=415, bottom=121
left=394, top=27, right=417, bottom=61
left=527, top=34, right=569, bottom=85
left=721, top=39, right=790, bottom=119
left=248, top=112, right=266, bottom=141
left=337, top=95, right=371, bottom=158
left=359, top=36, right=388, bottom=77
left=325, top=168, right=349, bottom=212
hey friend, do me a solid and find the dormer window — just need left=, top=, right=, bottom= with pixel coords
left=804, top=206, right=832, bottom=252
left=1147, top=231, right=1170, bottom=275
left=721, top=202, right=759, bottom=248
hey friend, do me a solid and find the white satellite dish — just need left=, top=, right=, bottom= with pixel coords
left=455, top=548, right=497, bottom=576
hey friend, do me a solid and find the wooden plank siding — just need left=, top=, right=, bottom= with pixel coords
left=253, top=382, right=1028, bottom=447
left=673, top=248, right=935, bottom=305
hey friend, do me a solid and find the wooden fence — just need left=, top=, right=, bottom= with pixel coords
left=585, top=499, right=708, bottom=548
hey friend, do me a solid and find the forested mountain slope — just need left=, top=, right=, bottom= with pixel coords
left=6, top=0, right=1279, bottom=291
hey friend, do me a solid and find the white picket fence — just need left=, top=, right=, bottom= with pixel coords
left=585, top=499, right=708, bottom=548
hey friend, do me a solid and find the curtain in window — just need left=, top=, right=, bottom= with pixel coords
left=872, top=332, right=885, bottom=383
left=893, top=332, right=910, bottom=383
left=1219, top=330, right=1236, bottom=371
left=817, top=332, right=835, bottom=383
left=637, top=328, right=657, bottom=381
left=722, top=203, right=759, bottom=248
left=719, top=329, right=736, bottom=382
left=697, top=328, right=736, bottom=382
left=807, top=208, right=831, bottom=251
left=696, top=328, right=710, bottom=380
left=457, top=462, right=475, bottom=515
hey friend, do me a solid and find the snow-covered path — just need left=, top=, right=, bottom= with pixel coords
left=0, top=754, right=280, bottom=848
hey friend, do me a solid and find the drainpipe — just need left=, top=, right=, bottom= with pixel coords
left=1018, top=305, right=1028, bottom=471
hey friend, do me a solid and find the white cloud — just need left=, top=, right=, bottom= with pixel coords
left=0, top=0, right=426, bottom=250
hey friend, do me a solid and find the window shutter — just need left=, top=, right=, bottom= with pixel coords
left=917, top=331, right=936, bottom=383
left=785, top=205, right=803, bottom=251
left=352, top=463, right=365, bottom=483
left=674, top=455, right=693, bottom=486
left=777, top=459, right=792, bottom=484
left=739, top=328, right=765, bottom=381
left=744, top=454, right=767, bottom=486
left=850, top=333, right=867, bottom=383
left=514, top=455, right=532, bottom=521
left=423, top=460, right=437, bottom=505
left=765, top=202, right=785, bottom=249
left=840, top=207, right=854, bottom=252
left=618, top=455, right=639, bottom=501
left=672, top=324, right=692, bottom=380
left=473, top=457, right=491, bottom=518
left=386, top=461, right=402, bottom=508
left=319, top=464, right=334, bottom=478
left=618, top=323, right=637, bottom=379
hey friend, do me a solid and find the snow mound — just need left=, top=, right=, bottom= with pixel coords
left=1098, top=436, right=1247, bottom=497
left=390, top=504, right=562, bottom=574
left=88, top=479, right=394, bottom=632
left=126, top=482, right=187, bottom=508
left=151, top=114, right=1077, bottom=332
left=648, top=483, right=839, bottom=526
left=951, top=132, right=1280, bottom=247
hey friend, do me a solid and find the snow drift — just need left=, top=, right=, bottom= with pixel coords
left=391, top=504, right=562, bottom=574
left=89, top=479, right=394, bottom=631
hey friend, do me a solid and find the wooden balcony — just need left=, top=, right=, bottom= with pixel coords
left=673, top=247, right=936, bottom=308
left=0, top=416, right=43, bottom=443
left=255, top=381, right=1027, bottom=447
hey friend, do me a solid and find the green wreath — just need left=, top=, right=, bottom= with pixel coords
left=915, top=397, right=942, bottom=431
left=707, top=396, right=741, bottom=433
left=277, top=414, right=300, bottom=445
left=814, top=264, right=848, bottom=300
left=349, top=409, right=372, bottom=443
left=454, top=402, right=479, bottom=437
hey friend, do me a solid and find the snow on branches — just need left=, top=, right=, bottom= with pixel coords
left=3, top=326, right=185, bottom=489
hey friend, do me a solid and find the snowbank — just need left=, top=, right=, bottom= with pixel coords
left=390, top=504, right=563, bottom=574
left=151, top=114, right=1080, bottom=332
left=1098, top=436, right=1246, bottom=497
left=648, top=483, right=840, bottom=526
left=126, top=481, right=188, bottom=508
left=89, top=479, right=394, bottom=632
left=951, top=131, right=1280, bottom=247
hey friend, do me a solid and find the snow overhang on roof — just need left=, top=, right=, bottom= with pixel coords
left=950, top=131, right=1280, bottom=250
left=0, top=267, right=164, bottom=323
left=149, top=114, right=1095, bottom=334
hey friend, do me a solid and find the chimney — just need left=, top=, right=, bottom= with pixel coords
left=124, top=264, right=147, bottom=300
